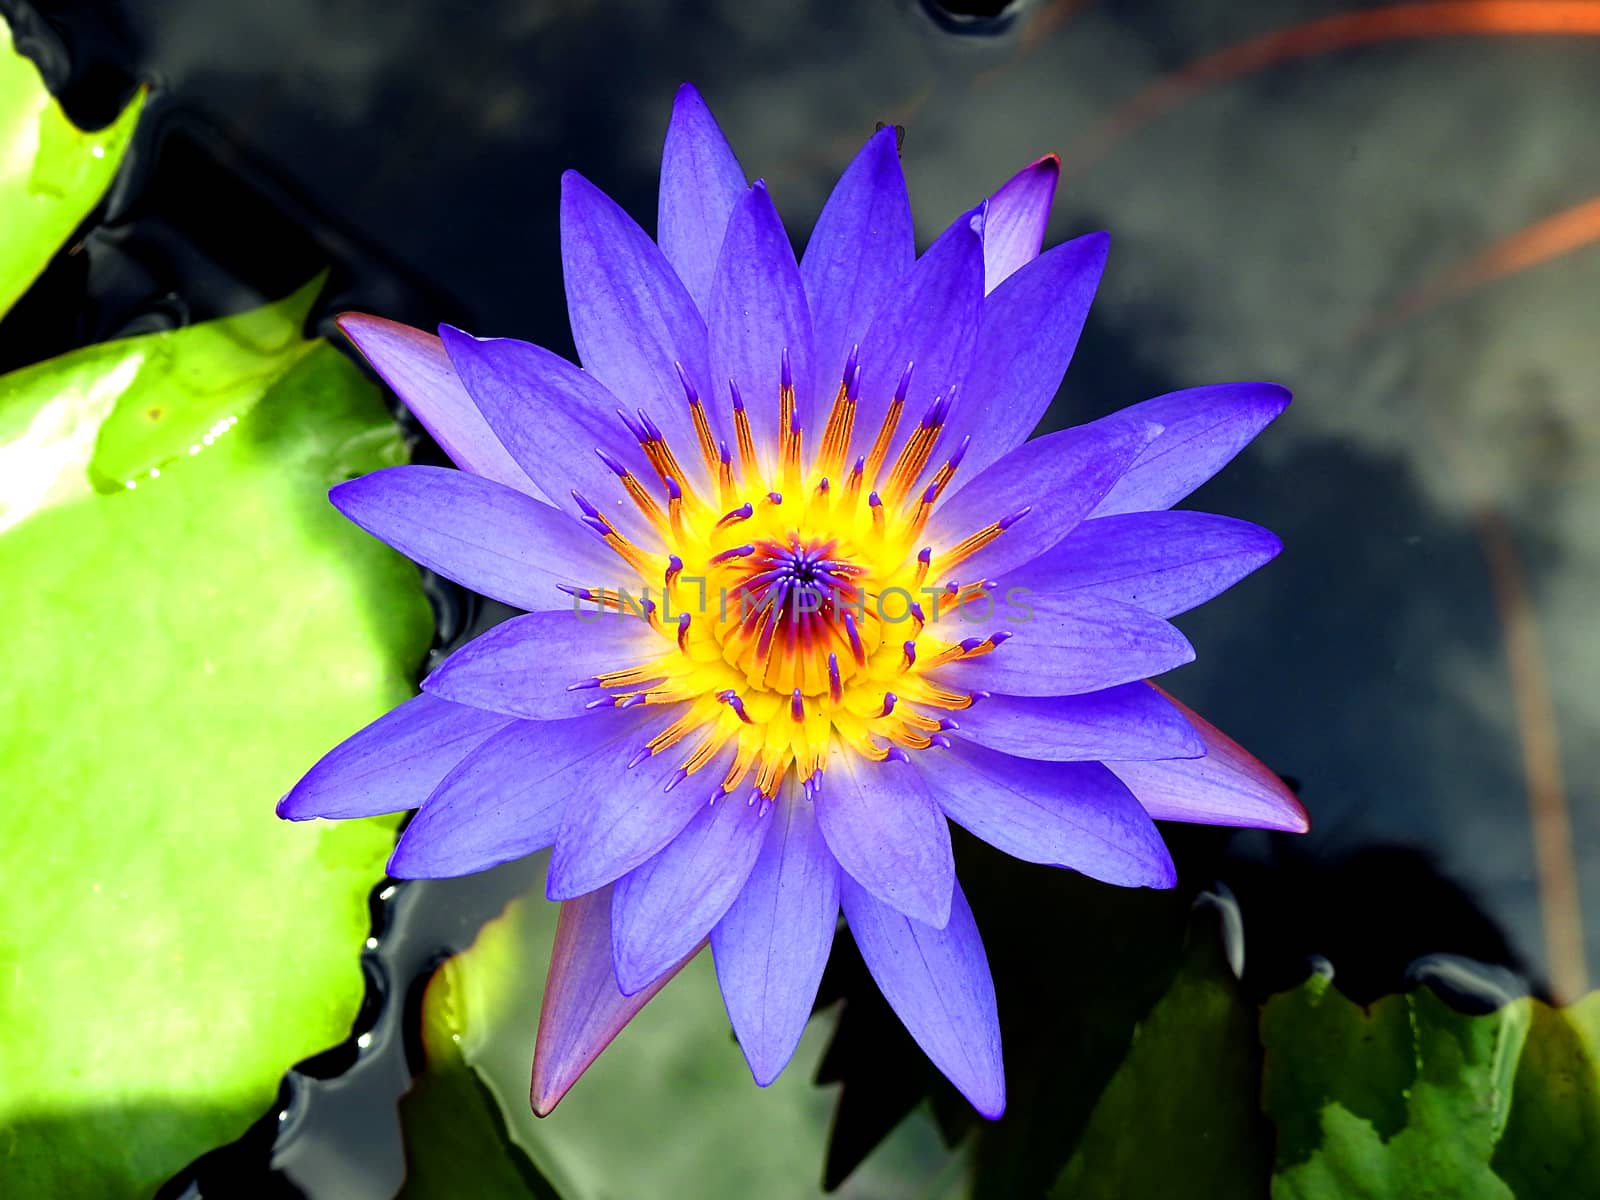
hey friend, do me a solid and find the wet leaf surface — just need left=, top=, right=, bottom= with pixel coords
left=0, top=286, right=432, bottom=1196
left=0, top=14, right=142, bottom=315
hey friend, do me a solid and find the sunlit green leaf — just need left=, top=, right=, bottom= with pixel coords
left=0, top=13, right=143, bottom=316
left=0, top=288, right=432, bottom=1197
left=1261, top=973, right=1527, bottom=1200
left=400, top=867, right=966, bottom=1200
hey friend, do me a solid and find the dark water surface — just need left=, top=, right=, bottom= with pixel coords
left=6, top=0, right=1598, bottom=1194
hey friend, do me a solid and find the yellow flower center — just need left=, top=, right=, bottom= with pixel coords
left=574, top=358, right=1015, bottom=804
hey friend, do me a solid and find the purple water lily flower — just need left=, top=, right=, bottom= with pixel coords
left=279, top=83, right=1306, bottom=1120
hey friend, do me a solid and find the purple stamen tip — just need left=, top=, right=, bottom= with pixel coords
left=939, top=717, right=961, bottom=731
left=959, top=636, right=985, bottom=652
left=789, top=409, right=802, bottom=435
left=843, top=343, right=860, bottom=381
left=675, top=360, right=699, bottom=404
left=847, top=363, right=862, bottom=401
left=667, top=553, right=684, bottom=573
left=557, top=584, right=592, bottom=600
left=627, top=745, right=654, bottom=768
left=665, top=475, right=682, bottom=501
left=929, top=734, right=952, bottom=749
left=880, top=693, right=897, bottom=716
left=998, top=505, right=1031, bottom=530
left=790, top=689, right=805, bottom=721
left=828, top=653, right=841, bottom=683
left=949, top=435, right=972, bottom=469
left=616, top=408, right=646, bottom=440
left=921, top=481, right=939, bottom=504
left=884, top=746, right=912, bottom=765
left=909, top=602, right=926, bottom=624
left=638, top=410, right=664, bottom=442
left=719, top=439, right=732, bottom=464
left=894, top=361, right=915, bottom=402
left=584, top=696, right=615, bottom=710
left=619, top=692, right=649, bottom=708
left=712, top=544, right=756, bottom=563
left=581, top=515, right=610, bottom=536
left=767, top=491, right=783, bottom=504
left=724, top=502, right=754, bottom=522
left=781, top=347, right=793, bottom=390
left=817, top=477, right=830, bottom=494
left=991, top=630, right=1013, bottom=646
left=918, top=546, right=932, bottom=564
left=677, top=610, right=691, bottom=629
left=868, top=491, right=882, bottom=508
left=571, top=490, right=600, bottom=517
left=902, top=640, right=917, bottom=666
left=850, top=455, right=865, bottom=477
left=729, top=380, right=745, bottom=412
left=971, top=690, right=992, bottom=702
left=745, top=785, right=763, bottom=808
left=664, top=767, right=688, bottom=793
left=567, top=678, right=602, bottom=692
left=595, top=448, right=627, bottom=476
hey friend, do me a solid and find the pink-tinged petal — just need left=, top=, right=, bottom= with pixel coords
left=953, top=683, right=1204, bottom=763
left=1109, top=687, right=1308, bottom=832
left=800, top=127, right=914, bottom=402
left=928, top=417, right=1163, bottom=583
left=438, top=326, right=659, bottom=545
left=1090, top=383, right=1291, bottom=518
left=712, top=793, right=841, bottom=1086
left=422, top=611, right=657, bottom=721
left=611, top=791, right=769, bottom=994
left=981, top=154, right=1060, bottom=294
left=998, top=511, right=1281, bottom=619
left=329, top=465, right=619, bottom=612
left=545, top=727, right=726, bottom=900
left=531, top=884, right=698, bottom=1116
left=933, top=590, right=1193, bottom=697
left=560, top=170, right=710, bottom=484
left=840, top=875, right=1005, bottom=1119
left=816, top=747, right=953, bottom=929
left=850, top=209, right=985, bottom=468
left=337, top=314, right=543, bottom=499
left=658, top=83, right=747, bottom=313
left=708, top=182, right=816, bottom=456
left=943, top=232, right=1108, bottom=484
left=389, top=716, right=607, bottom=878
left=917, top=742, right=1176, bottom=887
left=277, top=694, right=511, bottom=821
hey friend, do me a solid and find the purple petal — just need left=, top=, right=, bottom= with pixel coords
left=422, top=611, right=658, bottom=721
left=561, top=170, right=710, bottom=484
left=1109, top=687, right=1308, bottom=832
left=850, top=209, right=985, bottom=468
left=545, top=724, right=726, bottom=900
left=277, top=693, right=511, bottom=821
left=917, top=741, right=1176, bottom=887
left=815, top=747, right=953, bottom=928
left=933, top=590, right=1192, bottom=696
left=799, top=128, right=914, bottom=404
left=840, top=875, right=1004, bottom=1119
left=337, top=314, right=543, bottom=499
left=330, top=465, right=621, bottom=612
left=708, top=182, right=816, bottom=455
left=981, top=154, right=1060, bottom=294
left=929, top=417, right=1163, bottom=583
left=657, top=83, right=746, bottom=312
left=531, top=884, right=697, bottom=1115
left=942, top=232, right=1108, bottom=483
left=711, top=793, right=841, bottom=1085
left=999, top=511, right=1281, bottom=618
left=388, top=716, right=602, bottom=878
left=1090, top=383, right=1291, bottom=518
left=438, top=326, right=659, bottom=545
left=611, top=790, right=769, bottom=994
left=952, top=683, right=1204, bottom=762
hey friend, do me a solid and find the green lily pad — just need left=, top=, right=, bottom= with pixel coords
left=0, top=13, right=144, bottom=315
left=400, top=867, right=966, bottom=1200
left=0, top=287, right=432, bottom=1197
left=1048, top=900, right=1272, bottom=1199
left=1491, top=992, right=1600, bottom=1194
left=1261, top=973, right=1528, bottom=1199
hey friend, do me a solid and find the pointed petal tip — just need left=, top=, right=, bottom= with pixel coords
left=1032, top=151, right=1061, bottom=171
left=673, top=80, right=705, bottom=106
